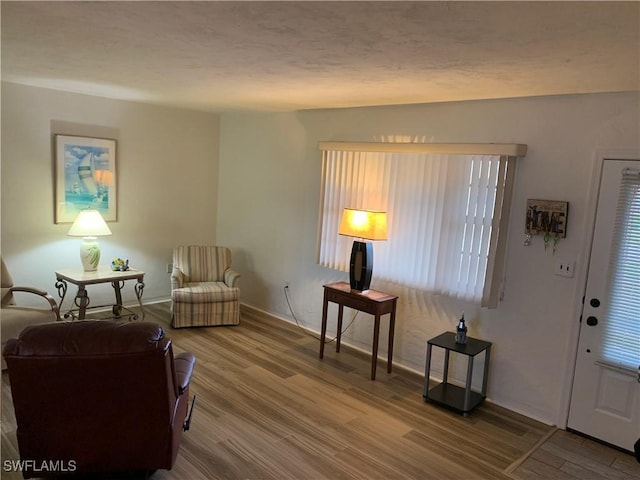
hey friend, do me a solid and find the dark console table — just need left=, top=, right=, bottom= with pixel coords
left=319, top=281, right=398, bottom=380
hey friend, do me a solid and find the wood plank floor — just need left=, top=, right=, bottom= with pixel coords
left=510, top=429, right=639, bottom=480
left=1, top=303, right=637, bottom=479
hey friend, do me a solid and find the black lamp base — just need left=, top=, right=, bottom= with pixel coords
left=349, top=241, right=373, bottom=292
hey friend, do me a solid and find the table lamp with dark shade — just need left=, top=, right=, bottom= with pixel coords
left=338, top=208, right=387, bottom=292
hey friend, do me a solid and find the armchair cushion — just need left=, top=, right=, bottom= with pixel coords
left=1, top=256, right=15, bottom=304
left=1, top=257, right=60, bottom=370
left=173, top=245, right=231, bottom=282
left=2, top=308, right=60, bottom=344
left=172, top=281, right=240, bottom=303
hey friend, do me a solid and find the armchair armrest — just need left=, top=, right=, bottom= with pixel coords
left=173, top=351, right=195, bottom=395
left=8, top=286, right=61, bottom=321
left=171, top=268, right=185, bottom=290
left=224, top=268, right=240, bottom=288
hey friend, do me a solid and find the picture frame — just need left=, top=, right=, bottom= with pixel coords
left=55, top=135, right=117, bottom=223
left=525, top=199, right=568, bottom=238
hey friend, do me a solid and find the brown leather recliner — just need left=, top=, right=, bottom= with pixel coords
left=3, top=320, right=196, bottom=478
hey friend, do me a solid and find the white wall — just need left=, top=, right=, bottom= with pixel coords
left=218, top=93, right=640, bottom=424
left=1, top=82, right=220, bottom=307
left=4, top=83, right=638, bottom=425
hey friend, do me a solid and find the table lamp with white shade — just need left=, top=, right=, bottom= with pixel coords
left=67, top=209, right=112, bottom=271
left=338, top=208, right=388, bottom=292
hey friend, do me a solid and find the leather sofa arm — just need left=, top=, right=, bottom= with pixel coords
left=224, top=268, right=240, bottom=288
left=8, top=286, right=61, bottom=321
left=174, top=351, right=195, bottom=395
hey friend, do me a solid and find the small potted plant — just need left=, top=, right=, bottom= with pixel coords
left=111, top=258, right=130, bottom=271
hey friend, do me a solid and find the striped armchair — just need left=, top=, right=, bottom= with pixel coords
left=171, top=246, right=240, bottom=328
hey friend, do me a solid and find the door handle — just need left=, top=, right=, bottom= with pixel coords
left=586, top=316, right=598, bottom=326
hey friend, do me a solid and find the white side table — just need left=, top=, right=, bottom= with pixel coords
left=55, top=266, right=145, bottom=320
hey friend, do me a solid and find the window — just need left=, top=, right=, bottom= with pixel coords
left=602, top=167, right=640, bottom=370
left=317, top=142, right=526, bottom=307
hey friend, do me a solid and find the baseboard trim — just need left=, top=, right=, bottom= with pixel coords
left=238, top=301, right=557, bottom=427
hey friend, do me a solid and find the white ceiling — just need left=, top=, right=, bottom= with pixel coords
left=2, top=1, right=639, bottom=112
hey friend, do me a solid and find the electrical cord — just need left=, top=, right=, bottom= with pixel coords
left=284, top=285, right=358, bottom=344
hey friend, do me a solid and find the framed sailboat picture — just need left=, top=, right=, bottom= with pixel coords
left=55, top=135, right=117, bottom=223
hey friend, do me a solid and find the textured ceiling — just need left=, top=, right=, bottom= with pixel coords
left=1, top=1, right=639, bottom=112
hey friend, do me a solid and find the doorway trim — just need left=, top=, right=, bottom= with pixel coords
left=557, top=148, right=640, bottom=429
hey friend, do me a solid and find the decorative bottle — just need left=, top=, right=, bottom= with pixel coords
left=455, top=314, right=467, bottom=344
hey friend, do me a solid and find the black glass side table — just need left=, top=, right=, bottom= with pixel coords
left=423, top=331, right=492, bottom=416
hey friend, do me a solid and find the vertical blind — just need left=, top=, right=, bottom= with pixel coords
left=601, top=168, right=640, bottom=370
left=317, top=143, right=522, bottom=307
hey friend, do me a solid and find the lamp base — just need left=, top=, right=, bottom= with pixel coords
left=349, top=241, right=373, bottom=292
left=79, top=237, right=101, bottom=272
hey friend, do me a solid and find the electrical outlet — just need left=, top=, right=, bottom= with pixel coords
left=167, top=263, right=173, bottom=274
left=554, top=260, right=575, bottom=278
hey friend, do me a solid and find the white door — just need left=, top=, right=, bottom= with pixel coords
left=568, top=157, right=640, bottom=452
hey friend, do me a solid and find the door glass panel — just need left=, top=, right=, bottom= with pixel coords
left=602, top=168, right=640, bottom=370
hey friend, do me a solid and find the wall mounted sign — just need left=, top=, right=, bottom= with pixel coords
left=525, top=199, right=568, bottom=238
left=525, top=199, right=568, bottom=253
left=55, top=135, right=117, bottom=223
